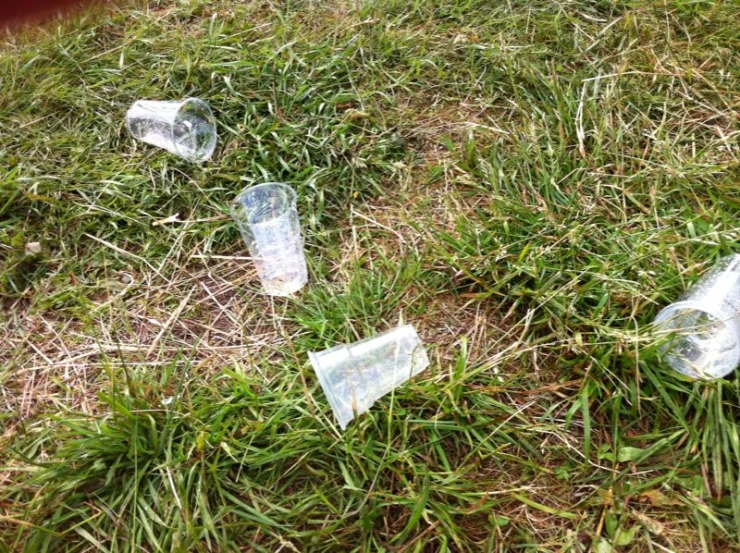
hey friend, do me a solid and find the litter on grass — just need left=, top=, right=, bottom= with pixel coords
left=654, top=254, right=740, bottom=379
left=230, top=182, right=308, bottom=296
left=126, top=98, right=217, bottom=162
left=309, top=324, right=430, bottom=429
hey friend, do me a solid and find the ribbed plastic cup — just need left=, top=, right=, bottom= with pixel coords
left=654, top=254, right=740, bottom=379
left=230, top=183, right=308, bottom=296
left=308, top=324, right=430, bottom=429
left=125, top=98, right=217, bottom=162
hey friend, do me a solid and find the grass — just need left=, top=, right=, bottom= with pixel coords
left=1, top=0, right=740, bottom=550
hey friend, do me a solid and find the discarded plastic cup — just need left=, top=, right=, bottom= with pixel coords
left=309, top=324, right=430, bottom=429
left=230, top=183, right=308, bottom=296
left=654, top=254, right=740, bottom=379
left=125, top=98, right=217, bottom=162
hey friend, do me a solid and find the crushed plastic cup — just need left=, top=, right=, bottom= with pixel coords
left=654, top=254, right=740, bottom=379
left=125, top=98, right=217, bottom=162
left=230, top=183, right=308, bottom=296
left=308, top=324, right=430, bottom=429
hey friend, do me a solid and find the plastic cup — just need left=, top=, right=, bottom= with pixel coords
left=125, top=98, right=217, bottom=162
left=654, top=254, right=740, bottom=379
left=308, top=324, right=430, bottom=429
left=230, top=183, right=308, bottom=296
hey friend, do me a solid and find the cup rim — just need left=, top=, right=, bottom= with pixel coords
left=654, top=299, right=740, bottom=379
left=308, top=350, right=354, bottom=429
left=171, top=97, right=217, bottom=162
left=231, top=182, right=297, bottom=226
left=124, top=102, right=138, bottom=136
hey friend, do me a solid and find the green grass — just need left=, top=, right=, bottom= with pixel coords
left=2, top=0, right=740, bottom=550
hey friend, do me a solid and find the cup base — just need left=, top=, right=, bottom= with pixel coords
left=654, top=300, right=740, bottom=379
left=262, top=275, right=307, bottom=297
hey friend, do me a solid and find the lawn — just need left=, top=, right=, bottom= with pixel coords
left=1, top=0, right=740, bottom=551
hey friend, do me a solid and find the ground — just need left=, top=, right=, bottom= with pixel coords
left=1, top=0, right=740, bottom=551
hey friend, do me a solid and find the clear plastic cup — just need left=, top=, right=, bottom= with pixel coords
left=125, top=98, right=217, bottom=162
left=308, top=324, right=430, bottom=429
left=230, top=183, right=308, bottom=296
left=654, top=254, right=740, bottom=379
